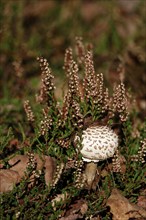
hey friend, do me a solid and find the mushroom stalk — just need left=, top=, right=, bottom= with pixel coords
left=85, top=162, right=97, bottom=189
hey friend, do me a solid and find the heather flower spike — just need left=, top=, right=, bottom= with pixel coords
left=36, top=57, right=55, bottom=106
left=23, top=100, right=35, bottom=122
left=75, top=125, right=118, bottom=189
left=112, top=82, right=129, bottom=122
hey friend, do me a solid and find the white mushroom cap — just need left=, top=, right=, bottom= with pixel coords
left=77, top=126, right=118, bottom=162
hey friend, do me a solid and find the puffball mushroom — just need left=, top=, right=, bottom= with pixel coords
left=76, top=125, right=118, bottom=189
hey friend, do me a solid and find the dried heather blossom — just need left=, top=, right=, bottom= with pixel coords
left=32, top=169, right=42, bottom=178
left=112, top=150, right=122, bottom=173
left=35, top=83, right=47, bottom=103
left=23, top=100, right=35, bottom=122
left=131, top=139, right=146, bottom=163
left=60, top=59, right=82, bottom=127
left=56, top=138, right=70, bottom=149
left=95, top=73, right=107, bottom=110
left=16, top=211, right=21, bottom=219
left=111, top=82, right=129, bottom=122
left=83, top=51, right=98, bottom=101
left=58, top=92, right=72, bottom=126
left=37, top=57, right=55, bottom=105
left=102, top=87, right=110, bottom=113
left=94, top=72, right=110, bottom=114
left=60, top=93, right=83, bottom=128
left=63, top=47, right=73, bottom=76
left=51, top=163, right=64, bottom=188
left=96, top=73, right=104, bottom=102
left=27, top=152, right=36, bottom=170
left=83, top=52, right=108, bottom=111
left=117, top=59, right=125, bottom=82
left=68, top=60, right=81, bottom=98
left=40, top=108, right=53, bottom=136
left=72, top=100, right=83, bottom=128
left=74, top=160, right=85, bottom=188
left=63, top=59, right=81, bottom=103
left=13, top=59, right=24, bottom=78
left=75, top=36, right=85, bottom=64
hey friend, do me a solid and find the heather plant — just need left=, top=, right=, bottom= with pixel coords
left=0, top=40, right=146, bottom=219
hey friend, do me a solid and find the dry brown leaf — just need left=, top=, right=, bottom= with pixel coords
left=9, top=154, right=30, bottom=177
left=44, top=155, right=56, bottom=186
left=0, top=154, right=56, bottom=192
left=107, top=188, right=146, bottom=220
left=8, top=154, right=56, bottom=186
left=59, top=214, right=82, bottom=220
left=0, top=169, right=20, bottom=193
left=137, top=189, right=146, bottom=210
left=137, top=195, right=146, bottom=210
left=63, top=198, right=88, bottom=219
left=80, top=202, right=88, bottom=215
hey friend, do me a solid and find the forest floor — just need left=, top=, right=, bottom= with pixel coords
left=0, top=1, right=146, bottom=219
